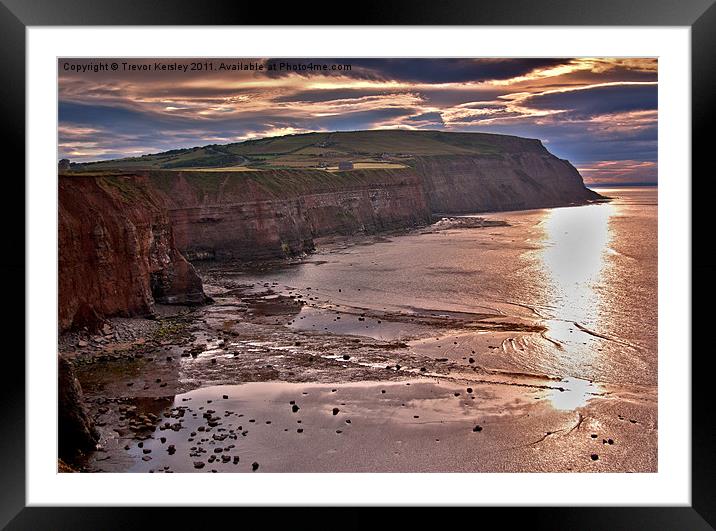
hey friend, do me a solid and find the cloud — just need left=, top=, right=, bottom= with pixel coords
left=57, top=58, right=658, bottom=183
left=521, top=83, right=657, bottom=117
left=274, top=58, right=571, bottom=83
left=577, top=160, right=657, bottom=184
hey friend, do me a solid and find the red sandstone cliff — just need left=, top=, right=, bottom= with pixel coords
left=59, top=145, right=599, bottom=329
left=59, top=176, right=208, bottom=332
left=149, top=168, right=432, bottom=260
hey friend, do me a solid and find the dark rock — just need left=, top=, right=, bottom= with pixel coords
left=292, top=404, right=300, bottom=413
left=591, top=454, right=599, bottom=461
left=332, top=408, right=340, bottom=415
left=252, top=462, right=259, bottom=471
left=193, top=461, right=205, bottom=469
left=58, top=355, right=99, bottom=460
left=472, top=425, right=483, bottom=432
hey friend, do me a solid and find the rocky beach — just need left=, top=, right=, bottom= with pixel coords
left=56, top=131, right=656, bottom=473
left=59, top=195, right=657, bottom=473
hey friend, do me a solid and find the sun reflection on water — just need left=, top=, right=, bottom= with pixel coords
left=538, top=202, right=616, bottom=409
left=547, top=377, right=601, bottom=411
left=541, top=203, right=614, bottom=324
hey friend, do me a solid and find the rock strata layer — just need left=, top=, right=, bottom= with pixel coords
left=59, top=176, right=208, bottom=332
left=59, top=138, right=599, bottom=330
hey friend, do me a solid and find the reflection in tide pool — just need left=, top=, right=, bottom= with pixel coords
left=547, top=377, right=601, bottom=411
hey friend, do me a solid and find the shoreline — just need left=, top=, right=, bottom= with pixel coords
left=60, top=216, right=657, bottom=473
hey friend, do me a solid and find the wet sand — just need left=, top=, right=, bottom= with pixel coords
left=63, top=268, right=656, bottom=473
left=62, top=197, right=658, bottom=473
left=127, top=379, right=656, bottom=473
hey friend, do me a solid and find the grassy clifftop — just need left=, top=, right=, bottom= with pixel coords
left=68, top=130, right=547, bottom=172
left=147, top=167, right=421, bottom=201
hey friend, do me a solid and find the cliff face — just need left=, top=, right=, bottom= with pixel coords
left=414, top=149, right=601, bottom=214
left=59, top=133, right=600, bottom=329
left=59, top=176, right=208, bottom=332
left=59, top=169, right=430, bottom=328
left=150, top=169, right=432, bottom=260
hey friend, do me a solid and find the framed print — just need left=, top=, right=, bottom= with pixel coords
left=3, top=0, right=715, bottom=528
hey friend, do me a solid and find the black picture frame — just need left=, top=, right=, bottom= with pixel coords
left=2, top=1, right=713, bottom=528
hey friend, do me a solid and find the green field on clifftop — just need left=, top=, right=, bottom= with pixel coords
left=68, top=130, right=545, bottom=172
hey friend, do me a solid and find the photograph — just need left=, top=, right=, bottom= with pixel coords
left=56, top=57, right=658, bottom=474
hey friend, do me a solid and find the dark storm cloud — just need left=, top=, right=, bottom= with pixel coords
left=523, top=83, right=657, bottom=117
left=271, top=88, right=399, bottom=103
left=405, top=112, right=445, bottom=127
left=264, top=58, right=571, bottom=83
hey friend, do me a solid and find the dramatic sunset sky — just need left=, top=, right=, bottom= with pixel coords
left=58, top=58, right=657, bottom=184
